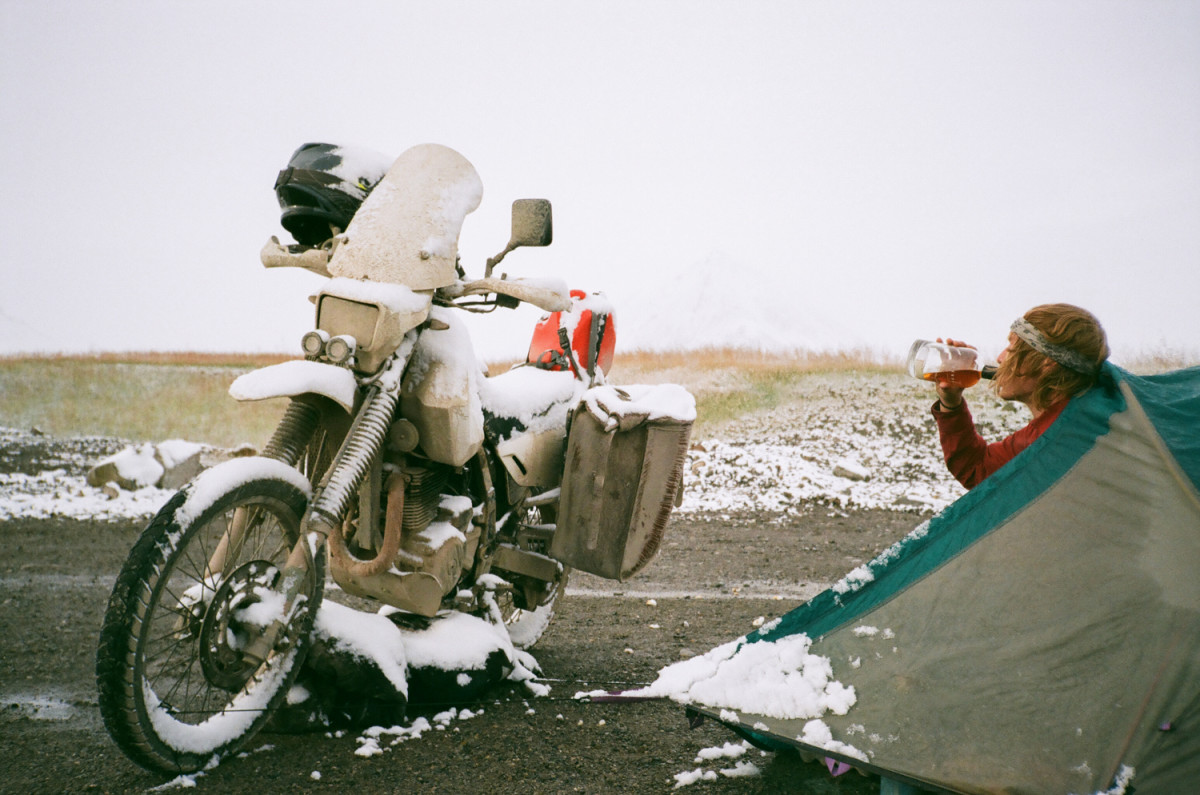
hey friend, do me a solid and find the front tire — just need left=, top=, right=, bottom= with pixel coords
left=96, top=460, right=324, bottom=774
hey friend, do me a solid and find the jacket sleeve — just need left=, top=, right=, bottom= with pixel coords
left=931, top=400, right=994, bottom=489
left=931, top=399, right=1066, bottom=490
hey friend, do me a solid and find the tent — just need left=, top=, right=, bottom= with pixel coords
left=684, top=364, right=1200, bottom=794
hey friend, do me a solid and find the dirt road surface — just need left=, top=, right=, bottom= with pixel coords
left=1, top=510, right=920, bottom=795
left=1, top=437, right=922, bottom=794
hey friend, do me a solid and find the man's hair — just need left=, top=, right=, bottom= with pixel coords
left=996, top=303, right=1109, bottom=409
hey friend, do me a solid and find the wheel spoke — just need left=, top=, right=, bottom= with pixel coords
left=98, top=473, right=324, bottom=772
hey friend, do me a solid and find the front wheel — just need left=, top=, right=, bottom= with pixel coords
left=96, top=459, right=324, bottom=774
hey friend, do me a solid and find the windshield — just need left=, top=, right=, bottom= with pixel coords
left=328, top=143, right=483, bottom=290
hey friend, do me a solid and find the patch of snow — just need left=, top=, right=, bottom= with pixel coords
left=799, top=719, right=869, bottom=762
left=833, top=565, right=874, bottom=596
left=91, top=443, right=164, bottom=488
left=315, top=601, right=410, bottom=698
left=355, top=705, right=483, bottom=756
left=719, top=760, right=761, bottom=778
left=1075, top=765, right=1136, bottom=795
left=0, top=468, right=173, bottom=522
left=679, top=373, right=1028, bottom=515
left=143, top=641, right=299, bottom=755
left=581, top=383, right=697, bottom=430
left=175, top=457, right=312, bottom=527
left=673, top=768, right=719, bottom=789
left=391, top=609, right=514, bottom=674
left=629, top=632, right=855, bottom=721
left=695, top=741, right=750, bottom=763
left=229, top=360, right=357, bottom=412
left=477, top=366, right=583, bottom=435
left=322, top=144, right=393, bottom=200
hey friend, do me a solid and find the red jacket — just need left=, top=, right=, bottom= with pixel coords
left=931, top=398, right=1067, bottom=490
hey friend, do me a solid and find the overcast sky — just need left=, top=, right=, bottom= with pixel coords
left=2, top=1, right=1197, bottom=364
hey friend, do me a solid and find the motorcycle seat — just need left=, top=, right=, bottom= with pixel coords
left=478, top=366, right=583, bottom=443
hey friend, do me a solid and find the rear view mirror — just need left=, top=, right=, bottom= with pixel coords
left=510, top=199, right=553, bottom=248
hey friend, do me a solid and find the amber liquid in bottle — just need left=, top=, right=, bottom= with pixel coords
left=921, top=370, right=982, bottom=388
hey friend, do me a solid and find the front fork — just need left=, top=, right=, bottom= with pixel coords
left=203, top=369, right=402, bottom=667
left=236, top=378, right=402, bottom=664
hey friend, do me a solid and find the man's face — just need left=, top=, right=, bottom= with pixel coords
left=995, top=333, right=1042, bottom=404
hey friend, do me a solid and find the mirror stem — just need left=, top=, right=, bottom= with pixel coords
left=484, top=243, right=516, bottom=278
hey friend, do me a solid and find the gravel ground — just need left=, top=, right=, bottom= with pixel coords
left=0, top=428, right=924, bottom=794
left=1, top=509, right=917, bottom=795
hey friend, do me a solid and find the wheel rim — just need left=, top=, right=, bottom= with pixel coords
left=135, top=493, right=315, bottom=746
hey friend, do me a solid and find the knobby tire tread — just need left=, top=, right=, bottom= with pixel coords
left=96, top=480, right=320, bottom=774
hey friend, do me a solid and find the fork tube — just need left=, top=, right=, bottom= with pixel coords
left=205, top=505, right=252, bottom=580
left=263, top=398, right=323, bottom=466
left=308, top=384, right=400, bottom=528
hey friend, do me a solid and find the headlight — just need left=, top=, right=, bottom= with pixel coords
left=301, top=330, right=329, bottom=358
left=326, top=335, right=357, bottom=365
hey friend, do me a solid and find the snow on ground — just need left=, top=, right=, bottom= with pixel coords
left=679, top=373, right=1028, bottom=516
left=0, top=374, right=1028, bottom=523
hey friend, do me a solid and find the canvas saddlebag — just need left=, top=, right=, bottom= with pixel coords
left=549, top=384, right=693, bottom=581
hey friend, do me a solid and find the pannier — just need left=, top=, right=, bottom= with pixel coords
left=550, top=384, right=694, bottom=581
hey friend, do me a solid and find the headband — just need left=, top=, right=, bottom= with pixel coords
left=1010, top=318, right=1098, bottom=375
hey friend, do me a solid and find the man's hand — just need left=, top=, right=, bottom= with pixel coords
left=934, top=337, right=973, bottom=409
left=936, top=381, right=964, bottom=409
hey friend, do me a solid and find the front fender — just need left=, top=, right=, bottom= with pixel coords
left=229, top=360, right=357, bottom=413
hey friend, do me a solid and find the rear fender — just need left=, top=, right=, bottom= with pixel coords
left=230, top=360, right=358, bottom=413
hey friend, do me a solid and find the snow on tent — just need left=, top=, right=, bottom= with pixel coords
left=639, top=363, right=1200, bottom=794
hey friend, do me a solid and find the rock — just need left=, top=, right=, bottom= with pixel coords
left=86, top=461, right=118, bottom=488
left=199, top=442, right=258, bottom=469
left=271, top=604, right=518, bottom=734
left=833, top=458, right=870, bottom=481
left=154, top=440, right=206, bottom=490
left=88, top=439, right=251, bottom=491
left=87, top=444, right=163, bottom=490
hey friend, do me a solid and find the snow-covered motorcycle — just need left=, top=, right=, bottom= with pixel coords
left=95, top=143, right=695, bottom=774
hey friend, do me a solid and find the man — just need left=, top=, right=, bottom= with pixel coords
left=931, top=303, right=1109, bottom=489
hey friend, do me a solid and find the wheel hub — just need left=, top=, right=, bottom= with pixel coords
left=198, top=560, right=280, bottom=691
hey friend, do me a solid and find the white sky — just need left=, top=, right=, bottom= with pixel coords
left=2, top=0, right=1198, bottom=363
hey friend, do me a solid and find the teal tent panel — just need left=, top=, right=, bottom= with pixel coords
left=753, top=365, right=1126, bottom=646
left=694, top=365, right=1200, bottom=794
left=1120, top=365, right=1200, bottom=492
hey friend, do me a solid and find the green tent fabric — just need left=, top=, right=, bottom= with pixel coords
left=696, top=364, right=1200, bottom=794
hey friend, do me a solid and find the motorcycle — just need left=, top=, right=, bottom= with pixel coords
left=95, top=143, right=695, bottom=774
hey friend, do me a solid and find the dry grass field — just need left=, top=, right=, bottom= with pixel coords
left=0, top=348, right=895, bottom=447
left=1, top=347, right=1193, bottom=449
left=0, top=353, right=293, bottom=448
